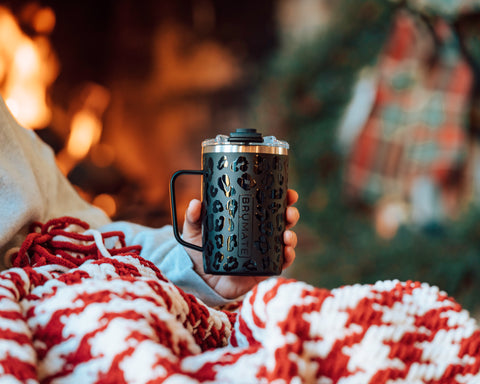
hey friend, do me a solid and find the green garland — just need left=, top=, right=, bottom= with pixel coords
left=251, top=0, right=480, bottom=312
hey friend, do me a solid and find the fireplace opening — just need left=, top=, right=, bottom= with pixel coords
left=1, top=0, right=278, bottom=227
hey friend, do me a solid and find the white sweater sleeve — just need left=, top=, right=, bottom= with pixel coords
left=0, top=96, right=110, bottom=257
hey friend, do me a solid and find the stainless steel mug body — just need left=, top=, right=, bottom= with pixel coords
left=170, top=129, right=289, bottom=276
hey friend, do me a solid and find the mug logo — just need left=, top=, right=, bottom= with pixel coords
left=239, top=194, right=253, bottom=258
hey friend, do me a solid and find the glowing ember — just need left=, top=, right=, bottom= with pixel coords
left=32, top=7, right=56, bottom=34
left=92, top=193, right=117, bottom=217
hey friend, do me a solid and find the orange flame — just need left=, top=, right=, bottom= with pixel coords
left=0, top=6, right=58, bottom=129
left=66, top=110, right=102, bottom=160
left=56, top=83, right=111, bottom=175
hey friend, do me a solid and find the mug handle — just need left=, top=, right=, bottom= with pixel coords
left=170, top=170, right=205, bottom=252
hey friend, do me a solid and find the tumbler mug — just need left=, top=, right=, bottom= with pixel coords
left=170, top=128, right=289, bottom=276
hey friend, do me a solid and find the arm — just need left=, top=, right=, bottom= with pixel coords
left=98, top=190, right=299, bottom=307
left=0, top=94, right=300, bottom=304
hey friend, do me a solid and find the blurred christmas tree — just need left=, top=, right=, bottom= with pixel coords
left=250, top=0, right=480, bottom=311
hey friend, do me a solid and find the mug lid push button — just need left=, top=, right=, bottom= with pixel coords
left=228, top=128, right=263, bottom=144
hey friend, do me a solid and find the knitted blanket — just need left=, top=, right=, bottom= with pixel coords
left=1, top=218, right=480, bottom=383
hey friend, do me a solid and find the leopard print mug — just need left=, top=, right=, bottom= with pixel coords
left=170, top=129, right=289, bottom=276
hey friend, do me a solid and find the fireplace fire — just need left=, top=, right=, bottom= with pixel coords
left=0, top=1, right=277, bottom=227
left=0, top=4, right=57, bottom=130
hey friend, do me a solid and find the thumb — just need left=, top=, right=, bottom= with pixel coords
left=183, top=199, right=202, bottom=237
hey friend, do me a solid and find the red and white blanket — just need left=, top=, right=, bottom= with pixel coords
left=1, top=217, right=480, bottom=383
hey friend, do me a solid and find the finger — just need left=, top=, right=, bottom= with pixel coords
left=283, top=246, right=295, bottom=270
left=284, top=229, right=297, bottom=249
left=185, top=199, right=202, bottom=227
left=287, top=189, right=299, bottom=206
left=286, top=206, right=300, bottom=229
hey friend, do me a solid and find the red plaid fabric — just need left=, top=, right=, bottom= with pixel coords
left=345, top=12, right=473, bottom=203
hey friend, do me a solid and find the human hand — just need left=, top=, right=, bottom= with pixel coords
left=182, top=189, right=299, bottom=299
